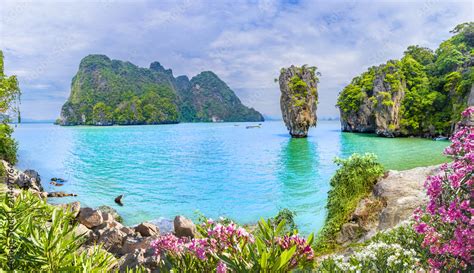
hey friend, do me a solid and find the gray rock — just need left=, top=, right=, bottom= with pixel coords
left=122, top=235, right=158, bottom=254
left=173, top=216, right=197, bottom=238
left=278, top=65, right=318, bottom=137
left=55, top=201, right=81, bottom=217
left=97, top=205, right=123, bottom=223
left=78, top=208, right=104, bottom=229
left=374, top=165, right=440, bottom=230
left=98, top=227, right=127, bottom=255
left=74, top=223, right=93, bottom=242
left=47, top=191, right=77, bottom=197
left=117, top=248, right=159, bottom=272
left=135, top=222, right=159, bottom=237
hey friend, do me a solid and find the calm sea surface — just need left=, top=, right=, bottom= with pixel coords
left=14, top=121, right=449, bottom=234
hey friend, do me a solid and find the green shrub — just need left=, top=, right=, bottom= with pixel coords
left=0, top=123, right=17, bottom=164
left=314, top=153, right=384, bottom=254
left=0, top=191, right=116, bottom=271
left=271, top=208, right=297, bottom=234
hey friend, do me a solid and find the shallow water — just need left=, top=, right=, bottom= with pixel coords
left=14, top=121, right=449, bottom=234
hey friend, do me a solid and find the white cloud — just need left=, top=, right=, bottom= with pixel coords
left=0, top=0, right=472, bottom=120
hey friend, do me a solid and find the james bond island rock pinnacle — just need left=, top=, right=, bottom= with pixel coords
left=278, top=65, right=319, bottom=138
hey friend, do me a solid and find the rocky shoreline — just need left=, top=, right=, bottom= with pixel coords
left=1, top=160, right=198, bottom=271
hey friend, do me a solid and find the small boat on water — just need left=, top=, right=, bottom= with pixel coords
left=246, top=125, right=261, bottom=129
left=434, top=136, right=448, bottom=141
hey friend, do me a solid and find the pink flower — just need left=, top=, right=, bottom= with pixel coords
left=414, top=108, right=473, bottom=271
left=216, top=261, right=227, bottom=273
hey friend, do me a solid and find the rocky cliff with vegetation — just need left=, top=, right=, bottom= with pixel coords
left=337, top=22, right=474, bottom=137
left=59, top=55, right=263, bottom=125
left=278, top=65, right=319, bottom=137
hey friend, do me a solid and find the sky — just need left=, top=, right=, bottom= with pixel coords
left=1, top=0, right=473, bottom=121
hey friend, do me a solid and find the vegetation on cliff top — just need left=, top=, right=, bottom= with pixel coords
left=60, top=55, right=263, bottom=125
left=0, top=50, right=20, bottom=164
left=337, top=22, right=473, bottom=136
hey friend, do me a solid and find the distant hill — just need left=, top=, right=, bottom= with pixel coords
left=59, top=55, right=264, bottom=125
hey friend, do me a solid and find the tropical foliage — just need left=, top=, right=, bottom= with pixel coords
left=314, top=153, right=384, bottom=253
left=337, top=22, right=474, bottom=136
left=0, top=191, right=116, bottom=271
left=0, top=50, right=20, bottom=164
left=151, top=218, right=315, bottom=272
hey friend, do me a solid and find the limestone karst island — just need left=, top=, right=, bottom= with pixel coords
left=0, top=1, right=473, bottom=272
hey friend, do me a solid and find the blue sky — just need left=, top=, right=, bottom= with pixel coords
left=1, top=0, right=473, bottom=120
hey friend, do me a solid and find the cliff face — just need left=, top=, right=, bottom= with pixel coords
left=340, top=62, right=406, bottom=137
left=59, top=55, right=263, bottom=125
left=279, top=65, right=319, bottom=137
left=337, top=23, right=473, bottom=137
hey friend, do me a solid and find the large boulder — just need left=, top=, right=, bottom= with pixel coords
left=374, top=165, right=440, bottom=229
left=278, top=65, right=319, bottom=138
left=98, top=228, right=127, bottom=255
left=335, top=165, right=441, bottom=245
left=173, top=216, right=197, bottom=238
left=122, top=235, right=158, bottom=254
left=78, top=208, right=104, bottom=229
left=135, top=222, right=159, bottom=237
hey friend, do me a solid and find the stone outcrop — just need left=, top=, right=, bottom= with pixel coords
left=1, top=161, right=44, bottom=192
left=278, top=65, right=319, bottom=137
left=78, top=207, right=104, bottom=229
left=135, top=222, right=159, bottom=237
left=174, top=215, right=197, bottom=238
left=335, top=165, right=440, bottom=245
left=339, top=63, right=405, bottom=137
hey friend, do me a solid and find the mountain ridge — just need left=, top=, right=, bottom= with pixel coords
left=59, top=55, right=264, bottom=125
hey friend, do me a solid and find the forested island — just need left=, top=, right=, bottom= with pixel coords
left=58, top=55, right=264, bottom=126
left=337, top=22, right=473, bottom=137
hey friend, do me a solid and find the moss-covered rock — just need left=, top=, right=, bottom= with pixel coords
left=278, top=65, right=319, bottom=137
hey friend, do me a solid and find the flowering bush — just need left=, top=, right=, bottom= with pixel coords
left=413, top=106, right=473, bottom=271
left=151, top=218, right=315, bottom=272
left=317, top=242, right=421, bottom=272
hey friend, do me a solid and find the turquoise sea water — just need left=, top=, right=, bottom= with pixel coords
left=13, top=121, right=449, bottom=234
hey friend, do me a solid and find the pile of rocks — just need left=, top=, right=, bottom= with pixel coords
left=70, top=204, right=197, bottom=271
left=1, top=161, right=198, bottom=272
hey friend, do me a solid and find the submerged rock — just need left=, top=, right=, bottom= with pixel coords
left=278, top=65, right=319, bottom=137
